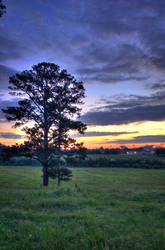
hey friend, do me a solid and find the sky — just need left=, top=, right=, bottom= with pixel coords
left=1, top=0, right=165, bottom=148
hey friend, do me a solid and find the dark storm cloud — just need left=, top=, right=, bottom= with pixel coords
left=71, top=0, right=165, bottom=80
left=81, top=104, right=165, bottom=125
left=2, top=0, right=165, bottom=84
left=0, top=132, right=23, bottom=139
left=1, top=0, right=165, bottom=88
left=80, top=91, right=165, bottom=125
left=73, top=131, right=138, bottom=138
left=107, top=135, right=165, bottom=144
left=0, top=65, right=17, bottom=92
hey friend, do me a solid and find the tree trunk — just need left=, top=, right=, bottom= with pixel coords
left=57, top=176, right=61, bottom=186
left=43, top=166, right=49, bottom=186
left=43, top=87, right=49, bottom=186
left=57, top=145, right=61, bottom=187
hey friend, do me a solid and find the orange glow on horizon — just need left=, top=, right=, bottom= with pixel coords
left=79, top=142, right=165, bottom=149
left=0, top=120, right=165, bottom=148
left=1, top=139, right=164, bottom=149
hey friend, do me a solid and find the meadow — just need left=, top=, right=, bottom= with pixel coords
left=0, top=165, right=165, bottom=249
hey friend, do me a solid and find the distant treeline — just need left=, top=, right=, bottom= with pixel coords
left=86, top=147, right=165, bottom=155
left=1, top=155, right=165, bottom=169
left=1, top=154, right=165, bottom=169
left=86, top=148, right=121, bottom=154
left=1, top=143, right=165, bottom=169
left=68, top=155, right=165, bottom=169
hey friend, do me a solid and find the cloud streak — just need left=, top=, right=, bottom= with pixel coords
left=106, top=135, right=165, bottom=144
left=80, top=91, right=165, bottom=125
left=0, top=132, right=24, bottom=139
left=73, top=131, right=138, bottom=138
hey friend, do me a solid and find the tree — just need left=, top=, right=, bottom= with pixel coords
left=0, top=0, right=6, bottom=18
left=2, top=62, right=86, bottom=186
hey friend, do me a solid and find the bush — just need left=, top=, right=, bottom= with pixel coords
left=47, top=154, right=72, bottom=184
left=48, top=167, right=72, bottom=181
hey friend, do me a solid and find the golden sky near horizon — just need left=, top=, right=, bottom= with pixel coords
left=1, top=120, right=165, bottom=148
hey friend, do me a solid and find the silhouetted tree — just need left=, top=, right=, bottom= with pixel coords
left=2, top=62, right=86, bottom=186
left=0, top=0, right=6, bottom=17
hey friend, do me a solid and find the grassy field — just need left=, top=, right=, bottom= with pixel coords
left=0, top=166, right=165, bottom=249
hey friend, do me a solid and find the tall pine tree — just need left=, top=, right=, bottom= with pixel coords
left=2, top=62, right=86, bottom=186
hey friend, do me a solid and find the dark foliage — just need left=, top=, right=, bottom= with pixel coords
left=155, top=148, right=165, bottom=156
left=86, top=148, right=121, bottom=154
left=48, top=167, right=72, bottom=181
left=0, top=0, right=6, bottom=17
left=71, top=156, right=165, bottom=169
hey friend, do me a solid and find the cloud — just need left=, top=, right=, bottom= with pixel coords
left=148, top=83, right=165, bottom=90
left=2, top=0, right=165, bottom=86
left=99, top=91, right=165, bottom=109
left=80, top=72, right=149, bottom=84
left=106, top=135, right=165, bottom=144
left=80, top=91, right=165, bottom=125
left=0, top=132, right=24, bottom=139
left=71, top=0, right=165, bottom=82
left=1, top=0, right=165, bottom=87
left=0, top=35, right=27, bottom=63
left=0, top=65, right=17, bottom=92
left=73, top=131, right=138, bottom=138
left=75, top=43, right=150, bottom=84
left=81, top=104, right=165, bottom=125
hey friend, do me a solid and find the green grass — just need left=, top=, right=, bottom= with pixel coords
left=0, top=166, right=165, bottom=249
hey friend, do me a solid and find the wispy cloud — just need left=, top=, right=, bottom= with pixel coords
left=106, top=135, right=165, bottom=144
left=0, top=132, right=24, bottom=139
left=73, top=131, right=139, bottom=138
